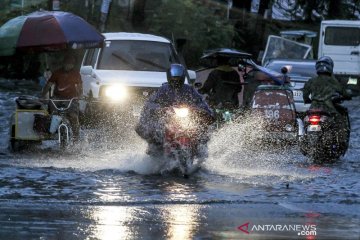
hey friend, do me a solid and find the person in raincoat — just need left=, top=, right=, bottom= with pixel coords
left=198, top=55, right=242, bottom=109
left=302, top=56, right=351, bottom=116
left=41, top=54, right=82, bottom=141
left=135, top=63, right=215, bottom=157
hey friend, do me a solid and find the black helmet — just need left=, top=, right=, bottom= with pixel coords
left=167, top=63, right=186, bottom=90
left=316, top=56, right=334, bottom=75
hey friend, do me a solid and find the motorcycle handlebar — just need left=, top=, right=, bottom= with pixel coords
left=47, top=97, right=79, bottom=111
left=331, top=95, right=351, bottom=104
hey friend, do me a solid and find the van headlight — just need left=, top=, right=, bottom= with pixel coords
left=104, top=85, right=128, bottom=101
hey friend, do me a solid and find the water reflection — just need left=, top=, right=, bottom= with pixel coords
left=160, top=180, right=201, bottom=239
left=165, top=205, right=200, bottom=240
left=92, top=206, right=133, bottom=240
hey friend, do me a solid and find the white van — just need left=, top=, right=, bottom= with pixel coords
left=318, top=20, right=360, bottom=90
left=79, top=32, right=195, bottom=121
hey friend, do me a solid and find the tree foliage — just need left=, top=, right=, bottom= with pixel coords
left=1, top=0, right=359, bottom=68
left=145, top=0, right=235, bottom=67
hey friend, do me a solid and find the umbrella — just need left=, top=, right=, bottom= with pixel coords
left=200, top=48, right=285, bottom=85
left=200, top=48, right=253, bottom=68
left=201, top=48, right=252, bottom=60
left=0, top=10, right=104, bottom=56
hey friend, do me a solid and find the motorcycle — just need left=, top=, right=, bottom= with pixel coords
left=298, top=95, right=351, bottom=162
left=162, top=105, right=213, bottom=177
left=9, top=95, right=77, bottom=151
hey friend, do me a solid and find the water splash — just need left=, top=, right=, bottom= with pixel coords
left=204, top=115, right=313, bottom=186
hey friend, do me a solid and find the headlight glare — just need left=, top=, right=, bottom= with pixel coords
left=104, top=85, right=128, bottom=101
left=174, top=107, right=189, bottom=118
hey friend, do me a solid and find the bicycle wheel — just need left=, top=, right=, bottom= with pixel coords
left=59, top=121, right=73, bottom=151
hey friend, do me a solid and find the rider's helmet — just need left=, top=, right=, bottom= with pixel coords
left=167, top=63, right=186, bottom=90
left=316, top=56, right=334, bottom=75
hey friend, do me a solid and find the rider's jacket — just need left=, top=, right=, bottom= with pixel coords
left=303, top=74, right=350, bottom=115
left=135, top=83, right=214, bottom=143
left=47, top=68, right=82, bottom=99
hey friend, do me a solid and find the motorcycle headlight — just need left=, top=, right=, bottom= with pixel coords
left=104, top=85, right=128, bottom=101
left=174, top=107, right=189, bottom=118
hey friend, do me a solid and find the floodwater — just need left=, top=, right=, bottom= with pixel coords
left=0, top=79, right=359, bottom=240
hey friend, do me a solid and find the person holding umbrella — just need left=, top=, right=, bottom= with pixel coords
left=198, top=55, right=242, bottom=109
left=41, top=54, right=82, bottom=142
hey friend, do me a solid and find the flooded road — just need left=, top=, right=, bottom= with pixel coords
left=0, top=79, right=359, bottom=239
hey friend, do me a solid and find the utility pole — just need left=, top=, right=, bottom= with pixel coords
left=48, top=0, right=60, bottom=11
left=100, top=0, right=112, bottom=32
left=227, top=0, right=233, bottom=20
left=53, top=0, right=60, bottom=10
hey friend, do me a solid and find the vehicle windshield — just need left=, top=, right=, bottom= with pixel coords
left=261, top=35, right=312, bottom=65
left=266, top=62, right=317, bottom=78
left=97, top=40, right=179, bottom=71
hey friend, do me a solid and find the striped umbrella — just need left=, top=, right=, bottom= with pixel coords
left=0, top=10, right=104, bottom=56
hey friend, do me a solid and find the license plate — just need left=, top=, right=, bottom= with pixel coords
left=307, top=125, right=321, bottom=131
left=292, top=90, right=303, bottom=97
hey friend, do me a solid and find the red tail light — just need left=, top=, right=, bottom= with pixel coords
left=309, top=115, right=321, bottom=125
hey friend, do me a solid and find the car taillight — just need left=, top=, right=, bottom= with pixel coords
left=309, top=115, right=321, bottom=125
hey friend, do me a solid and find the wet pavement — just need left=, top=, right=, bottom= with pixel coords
left=0, top=78, right=359, bottom=239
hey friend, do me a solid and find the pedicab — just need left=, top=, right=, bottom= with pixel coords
left=194, top=48, right=253, bottom=128
left=9, top=96, right=78, bottom=151
left=0, top=10, right=104, bottom=151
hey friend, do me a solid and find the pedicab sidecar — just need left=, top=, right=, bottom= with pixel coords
left=9, top=95, right=75, bottom=151
left=250, top=84, right=302, bottom=143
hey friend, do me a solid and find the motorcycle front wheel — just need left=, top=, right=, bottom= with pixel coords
left=177, top=148, right=194, bottom=178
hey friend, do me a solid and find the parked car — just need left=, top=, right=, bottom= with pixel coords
left=264, top=58, right=317, bottom=115
left=79, top=32, right=195, bottom=124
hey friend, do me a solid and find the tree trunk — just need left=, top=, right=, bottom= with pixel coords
left=232, top=0, right=252, bottom=12
left=258, top=0, right=270, bottom=17
left=328, top=0, right=342, bottom=19
left=48, top=0, right=52, bottom=10
left=302, top=0, right=319, bottom=22
left=132, top=0, right=147, bottom=28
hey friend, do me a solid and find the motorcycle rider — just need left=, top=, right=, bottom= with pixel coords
left=302, top=56, right=351, bottom=140
left=135, top=63, right=215, bottom=157
left=303, top=56, right=351, bottom=115
left=198, top=55, right=242, bottom=109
